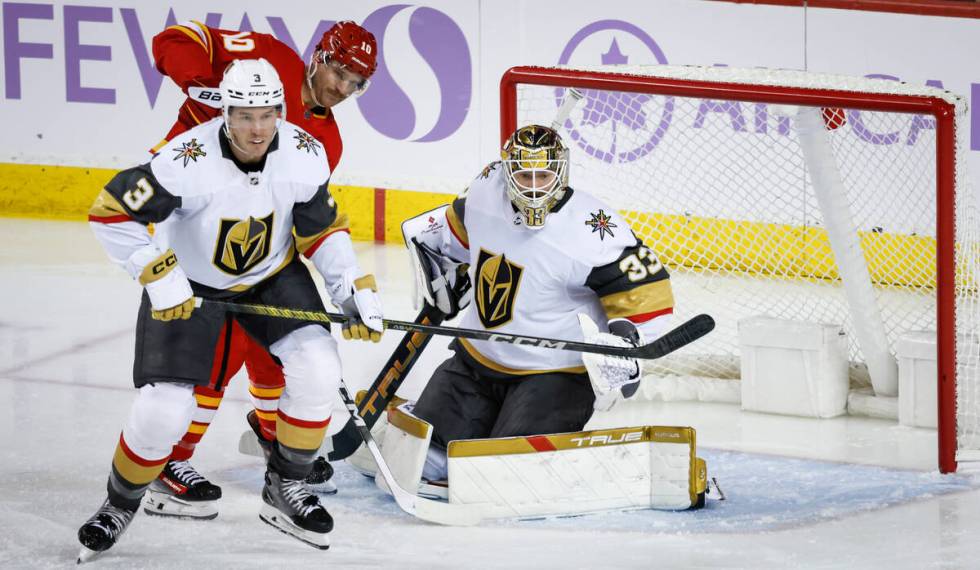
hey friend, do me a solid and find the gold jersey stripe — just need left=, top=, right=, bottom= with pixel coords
left=387, top=407, right=432, bottom=440
left=187, top=423, right=208, bottom=435
left=138, top=249, right=179, bottom=286
left=169, top=22, right=210, bottom=60
left=458, top=338, right=586, bottom=375
left=445, top=203, right=469, bottom=246
left=150, top=138, right=169, bottom=154
left=600, top=279, right=674, bottom=320
left=276, top=418, right=328, bottom=451
left=294, top=213, right=350, bottom=255
left=88, top=189, right=128, bottom=219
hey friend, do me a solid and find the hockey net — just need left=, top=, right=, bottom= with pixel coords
left=501, top=65, right=977, bottom=473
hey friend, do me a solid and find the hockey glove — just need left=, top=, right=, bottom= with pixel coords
left=578, top=314, right=641, bottom=411
left=340, top=274, right=384, bottom=342
left=140, top=249, right=195, bottom=322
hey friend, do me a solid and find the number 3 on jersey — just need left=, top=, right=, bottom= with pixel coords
left=619, top=246, right=663, bottom=282
left=221, top=31, right=255, bottom=52
left=123, top=178, right=155, bottom=211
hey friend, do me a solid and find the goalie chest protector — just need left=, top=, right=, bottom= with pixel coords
left=456, top=165, right=639, bottom=373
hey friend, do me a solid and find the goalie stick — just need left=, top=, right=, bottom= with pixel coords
left=326, top=303, right=446, bottom=461
left=337, top=381, right=482, bottom=526
left=199, top=299, right=715, bottom=360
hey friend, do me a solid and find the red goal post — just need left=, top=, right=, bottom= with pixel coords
left=500, top=65, right=968, bottom=473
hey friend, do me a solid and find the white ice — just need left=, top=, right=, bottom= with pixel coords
left=2, top=218, right=979, bottom=569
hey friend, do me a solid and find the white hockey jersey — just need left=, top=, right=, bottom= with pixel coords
left=408, top=162, right=674, bottom=374
left=89, top=117, right=355, bottom=296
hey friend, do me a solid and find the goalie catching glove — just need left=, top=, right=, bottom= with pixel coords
left=339, top=274, right=384, bottom=342
left=407, top=237, right=471, bottom=319
left=578, top=314, right=641, bottom=411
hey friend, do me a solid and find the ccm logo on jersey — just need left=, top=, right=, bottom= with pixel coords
left=189, top=87, right=223, bottom=108
left=569, top=431, right=644, bottom=447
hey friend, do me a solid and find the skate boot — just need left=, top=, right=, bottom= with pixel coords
left=242, top=410, right=337, bottom=494
left=144, top=459, right=221, bottom=520
left=77, top=498, right=137, bottom=563
left=259, top=469, right=333, bottom=549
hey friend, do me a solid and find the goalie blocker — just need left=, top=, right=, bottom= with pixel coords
left=351, top=401, right=708, bottom=519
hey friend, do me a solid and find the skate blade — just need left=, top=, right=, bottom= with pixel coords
left=308, top=480, right=338, bottom=495
left=143, top=491, right=218, bottom=520
left=259, top=504, right=330, bottom=550
left=77, top=546, right=103, bottom=564
left=238, top=430, right=269, bottom=459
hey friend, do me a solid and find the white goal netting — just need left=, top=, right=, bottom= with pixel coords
left=509, top=65, right=979, bottom=470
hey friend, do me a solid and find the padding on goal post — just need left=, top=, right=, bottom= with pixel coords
left=500, top=64, right=976, bottom=473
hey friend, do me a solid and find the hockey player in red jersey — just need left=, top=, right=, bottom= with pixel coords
left=143, top=20, right=378, bottom=519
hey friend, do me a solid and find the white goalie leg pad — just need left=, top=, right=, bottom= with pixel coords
left=345, top=392, right=407, bottom=476
left=373, top=404, right=433, bottom=498
left=270, top=325, right=341, bottom=423
left=446, top=426, right=707, bottom=519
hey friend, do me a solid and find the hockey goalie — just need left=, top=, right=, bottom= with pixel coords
left=349, top=125, right=709, bottom=518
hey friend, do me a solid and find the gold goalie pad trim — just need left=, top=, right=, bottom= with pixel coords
left=447, top=425, right=707, bottom=512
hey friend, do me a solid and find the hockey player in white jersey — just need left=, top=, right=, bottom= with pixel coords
left=78, top=59, right=382, bottom=559
left=402, top=125, right=675, bottom=482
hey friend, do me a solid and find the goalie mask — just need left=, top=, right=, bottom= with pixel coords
left=501, top=125, right=569, bottom=230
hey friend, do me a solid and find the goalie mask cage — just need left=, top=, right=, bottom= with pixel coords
left=500, top=65, right=977, bottom=474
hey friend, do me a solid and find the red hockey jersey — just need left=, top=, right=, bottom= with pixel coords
left=152, top=21, right=343, bottom=171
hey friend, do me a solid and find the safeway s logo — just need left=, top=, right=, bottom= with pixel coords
left=570, top=430, right=644, bottom=447
left=358, top=5, right=472, bottom=142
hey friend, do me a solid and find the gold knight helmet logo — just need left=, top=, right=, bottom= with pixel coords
left=475, top=248, right=524, bottom=329
left=213, top=213, right=274, bottom=275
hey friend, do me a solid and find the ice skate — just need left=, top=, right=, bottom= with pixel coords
left=77, top=498, right=136, bottom=564
left=259, top=469, right=333, bottom=549
left=143, top=459, right=221, bottom=520
left=241, top=410, right=337, bottom=494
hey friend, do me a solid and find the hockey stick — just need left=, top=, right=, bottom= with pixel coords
left=200, top=299, right=715, bottom=360
left=551, top=87, right=584, bottom=131
left=326, top=303, right=446, bottom=461
left=337, top=381, right=482, bottom=526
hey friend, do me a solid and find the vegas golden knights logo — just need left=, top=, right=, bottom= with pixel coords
left=213, top=213, right=274, bottom=275
left=475, top=248, right=523, bottom=329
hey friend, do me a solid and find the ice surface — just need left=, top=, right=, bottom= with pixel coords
left=3, top=218, right=980, bottom=569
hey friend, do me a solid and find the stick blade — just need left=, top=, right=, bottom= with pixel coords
left=635, top=314, right=715, bottom=360
left=413, top=497, right=483, bottom=526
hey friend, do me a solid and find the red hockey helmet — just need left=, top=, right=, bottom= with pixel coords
left=317, top=21, right=378, bottom=79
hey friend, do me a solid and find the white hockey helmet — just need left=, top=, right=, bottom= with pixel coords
left=219, top=58, right=285, bottom=123
left=501, top=125, right=569, bottom=230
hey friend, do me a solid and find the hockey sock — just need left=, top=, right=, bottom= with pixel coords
left=170, top=386, right=223, bottom=461
left=108, top=434, right=168, bottom=511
